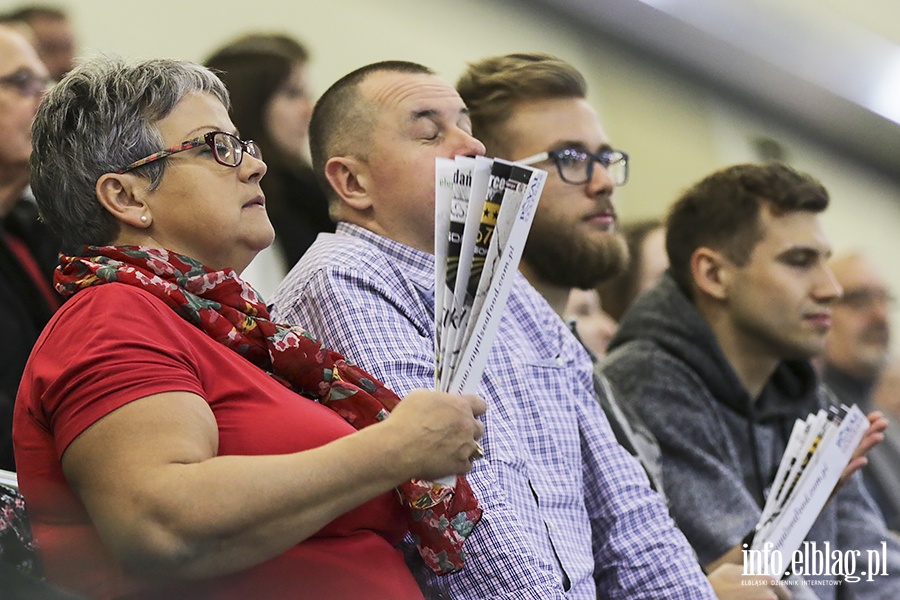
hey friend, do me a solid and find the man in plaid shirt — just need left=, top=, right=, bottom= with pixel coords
left=271, top=60, right=713, bottom=599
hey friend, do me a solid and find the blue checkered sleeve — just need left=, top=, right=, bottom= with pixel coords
left=270, top=225, right=715, bottom=599
left=575, top=392, right=715, bottom=597
left=273, top=240, right=577, bottom=597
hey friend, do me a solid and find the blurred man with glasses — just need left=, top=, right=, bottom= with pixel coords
left=1, top=6, right=76, bottom=82
left=0, top=24, right=59, bottom=473
left=823, top=253, right=900, bottom=531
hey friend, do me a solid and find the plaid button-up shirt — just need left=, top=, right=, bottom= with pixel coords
left=271, top=223, right=714, bottom=599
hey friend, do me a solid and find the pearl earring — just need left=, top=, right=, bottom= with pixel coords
left=140, top=215, right=148, bottom=223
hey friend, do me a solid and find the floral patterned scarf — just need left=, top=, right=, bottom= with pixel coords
left=55, top=245, right=481, bottom=575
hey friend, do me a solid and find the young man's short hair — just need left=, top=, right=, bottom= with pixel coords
left=457, top=52, right=586, bottom=157
left=666, top=162, right=829, bottom=296
left=308, top=60, right=433, bottom=205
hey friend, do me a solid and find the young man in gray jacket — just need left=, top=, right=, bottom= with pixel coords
left=602, top=162, right=899, bottom=599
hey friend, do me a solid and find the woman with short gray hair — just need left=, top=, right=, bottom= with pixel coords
left=31, top=57, right=230, bottom=253
left=15, top=56, right=486, bottom=599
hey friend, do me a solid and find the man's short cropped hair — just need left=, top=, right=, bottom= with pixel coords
left=666, top=162, right=830, bottom=296
left=308, top=60, right=433, bottom=204
left=457, top=52, right=587, bottom=157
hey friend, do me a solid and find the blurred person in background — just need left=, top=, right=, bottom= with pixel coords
left=822, top=252, right=900, bottom=531
left=567, top=218, right=668, bottom=357
left=0, top=23, right=58, bottom=472
left=872, top=359, right=900, bottom=419
left=597, top=218, right=667, bottom=322
left=1, top=5, right=75, bottom=81
left=14, top=55, right=485, bottom=600
left=205, top=33, right=332, bottom=299
left=563, top=288, right=619, bottom=357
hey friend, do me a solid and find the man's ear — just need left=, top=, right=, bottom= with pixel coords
left=324, top=156, right=372, bottom=211
left=95, top=173, right=151, bottom=229
left=691, top=247, right=731, bottom=301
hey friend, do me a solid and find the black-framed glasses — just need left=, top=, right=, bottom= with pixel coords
left=518, top=147, right=629, bottom=186
left=0, top=70, right=52, bottom=97
left=116, top=131, right=262, bottom=174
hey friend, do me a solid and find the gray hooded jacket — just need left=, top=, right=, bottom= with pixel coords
left=602, top=273, right=900, bottom=600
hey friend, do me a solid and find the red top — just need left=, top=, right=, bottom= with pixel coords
left=13, top=284, right=423, bottom=600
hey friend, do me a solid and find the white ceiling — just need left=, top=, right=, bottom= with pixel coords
left=530, top=0, right=900, bottom=180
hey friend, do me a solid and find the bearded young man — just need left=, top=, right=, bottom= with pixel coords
left=456, top=52, right=661, bottom=489
left=458, top=52, right=809, bottom=600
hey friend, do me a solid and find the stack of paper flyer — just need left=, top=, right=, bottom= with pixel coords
left=433, top=156, right=546, bottom=396
left=750, top=404, right=868, bottom=577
